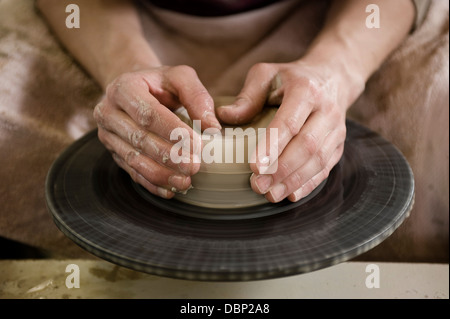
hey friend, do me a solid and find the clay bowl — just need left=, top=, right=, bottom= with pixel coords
left=174, top=97, right=277, bottom=209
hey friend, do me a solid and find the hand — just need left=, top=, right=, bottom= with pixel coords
left=216, top=61, right=363, bottom=203
left=94, top=65, right=221, bottom=199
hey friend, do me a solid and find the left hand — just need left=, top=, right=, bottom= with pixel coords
left=216, top=61, right=362, bottom=203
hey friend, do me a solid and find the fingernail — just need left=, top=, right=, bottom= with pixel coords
left=217, top=104, right=236, bottom=109
left=292, top=187, right=303, bottom=202
left=157, top=187, right=170, bottom=199
left=168, top=175, right=187, bottom=189
left=269, top=183, right=286, bottom=202
left=205, top=112, right=222, bottom=130
left=254, top=174, right=272, bottom=194
left=257, top=156, right=271, bottom=174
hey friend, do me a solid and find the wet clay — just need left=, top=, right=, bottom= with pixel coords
left=174, top=97, right=278, bottom=209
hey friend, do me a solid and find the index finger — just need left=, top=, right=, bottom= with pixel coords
left=112, top=80, right=191, bottom=136
left=163, top=65, right=222, bottom=131
left=106, top=79, right=202, bottom=163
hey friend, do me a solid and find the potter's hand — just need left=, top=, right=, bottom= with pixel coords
left=217, top=61, right=363, bottom=203
left=94, top=66, right=221, bottom=199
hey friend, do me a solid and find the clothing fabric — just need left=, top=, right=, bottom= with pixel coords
left=146, top=0, right=286, bottom=16
left=144, top=0, right=431, bottom=30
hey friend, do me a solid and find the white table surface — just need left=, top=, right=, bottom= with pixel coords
left=0, top=259, right=448, bottom=299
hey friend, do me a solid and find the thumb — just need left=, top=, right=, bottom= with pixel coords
left=215, top=96, right=265, bottom=125
left=216, top=68, right=272, bottom=125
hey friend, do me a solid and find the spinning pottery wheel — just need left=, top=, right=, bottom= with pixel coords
left=45, top=102, right=415, bottom=281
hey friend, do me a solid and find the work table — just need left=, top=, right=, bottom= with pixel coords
left=0, top=259, right=447, bottom=299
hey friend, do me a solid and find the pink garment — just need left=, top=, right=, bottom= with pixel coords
left=144, top=0, right=286, bottom=16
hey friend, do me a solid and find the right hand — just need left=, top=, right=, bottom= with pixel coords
left=93, top=65, right=221, bottom=199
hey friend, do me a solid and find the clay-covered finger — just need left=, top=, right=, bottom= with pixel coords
left=249, top=83, right=315, bottom=176
left=216, top=63, right=277, bottom=125
left=105, top=74, right=199, bottom=148
left=97, top=127, right=192, bottom=193
left=287, top=144, right=344, bottom=202
left=251, top=111, right=345, bottom=193
left=94, top=105, right=200, bottom=176
left=164, top=65, right=221, bottom=131
left=112, top=153, right=175, bottom=199
left=264, top=142, right=344, bottom=203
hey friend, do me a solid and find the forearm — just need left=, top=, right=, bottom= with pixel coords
left=300, top=0, right=415, bottom=107
left=36, top=0, right=161, bottom=89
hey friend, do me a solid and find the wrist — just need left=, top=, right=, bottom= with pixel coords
left=100, top=36, right=161, bottom=89
left=297, top=47, right=366, bottom=110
